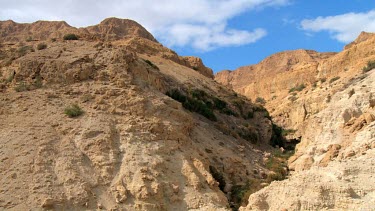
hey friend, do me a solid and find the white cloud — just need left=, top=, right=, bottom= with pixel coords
left=301, top=10, right=375, bottom=43
left=164, top=23, right=267, bottom=51
left=0, top=0, right=289, bottom=51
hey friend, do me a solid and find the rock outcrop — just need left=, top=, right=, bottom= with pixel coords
left=0, top=17, right=156, bottom=42
left=215, top=32, right=375, bottom=136
left=0, top=18, right=281, bottom=210
left=241, top=68, right=375, bottom=211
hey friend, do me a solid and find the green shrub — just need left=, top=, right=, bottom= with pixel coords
left=213, top=97, right=227, bottom=110
left=183, top=97, right=217, bottom=121
left=270, top=124, right=285, bottom=147
left=348, top=88, right=355, bottom=98
left=143, top=59, right=159, bottom=70
left=64, top=104, right=84, bottom=117
left=362, top=60, right=375, bottom=73
left=289, top=84, right=305, bottom=93
left=33, top=76, right=43, bottom=88
left=166, top=89, right=217, bottom=121
left=14, top=81, right=29, bottom=92
left=246, top=111, right=254, bottom=119
left=209, top=166, right=226, bottom=191
left=37, top=43, right=47, bottom=50
left=221, top=108, right=238, bottom=116
left=255, top=97, right=266, bottom=105
left=232, top=99, right=244, bottom=113
left=329, top=76, right=340, bottom=83
left=231, top=183, right=251, bottom=210
left=166, top=89, right=187, bottom=102
left=17, top=46, right=33, bottom=56
left=191, top=89, right=208, bottom=99
left=63, top=34, right=79, bottom=40
left=288, top=96, right=298, bottom=102
left=239, top=130, right=258, bottom=144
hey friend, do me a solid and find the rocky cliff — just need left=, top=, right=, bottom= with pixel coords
left=215, top=32, right=375, bottom=210
left=242, top=68, right=375, bottom=211
left=215, top=32, right=375, bottom=135
left=0, top=18, right=282, bottom=210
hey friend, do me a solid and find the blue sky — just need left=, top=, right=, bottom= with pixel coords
left=1, top=0, right=375, bottom=72
left=175, top=0, right=375, bottom=72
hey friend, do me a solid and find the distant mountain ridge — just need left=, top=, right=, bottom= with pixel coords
left=0, top=17, right=157, bottom=42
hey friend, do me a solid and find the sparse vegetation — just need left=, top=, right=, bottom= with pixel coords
left=270, top=124, right=285, bottom=148
left=320, top=78, right=327, bottom=83
left=166, top=89, right=217, bottom=121
left=209, top=166, right=225, bottom=191
left=288, top=95, right=298, bottom=102
left=64, top=104, right=84, bottom=118
left=362, top=60, right=375, bottom=73
left=37, top=43, right=47, bottom=50
left=26, top=36, right=33, bottom=42
left=143, top=59, right=159, bottom=70
left=289, top=84, right=306, bottom=93
left=231, top=182, right=251, bottom=210
left=246, top=111, right=254, bottom=119
left=14, top=81, right=29, bottom=92
left=33, top=76, right=43, bottom=88
left=255, top=97, right=266, bottom=105
left=51, top=38, right=57, bottom=42
left=265, top=156, right=286, bottom=182
left=329, top=76, right=340, bottom=84
left=239, top=130, right=258, bottom=144
left=348, top=88, right=355, bottom=98
left=63, top=34, right=79, bottom=40
left=6, top=73, right=14, bottom=83
left=17, top=45, right=34, bottom=56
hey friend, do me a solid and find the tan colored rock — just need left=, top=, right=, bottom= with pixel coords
left=182, top=56, right=214, bottom=78
left=242, top=69, right=375, bottom=211
left=215, top=32, right=375, bottom=133
left=0, top=17, right=156, bottom=42
left=0, top=18, right=275, bottom=210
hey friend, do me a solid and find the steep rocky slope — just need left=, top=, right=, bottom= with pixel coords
left=215, top=32, right=375, bottom=135
left=0, top=18, right=213, bottom=79
left=242, top=68, right=375, bottom=211
left=0, top=19, right=284, bottom=210
left=215, top=32, right=375, bottom=210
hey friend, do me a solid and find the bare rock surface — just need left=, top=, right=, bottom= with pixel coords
left=0, top=18, right=280, bottom=210
left=215, top=33, right=375, bottom=134
left=241, top=69, right=375, bottom=211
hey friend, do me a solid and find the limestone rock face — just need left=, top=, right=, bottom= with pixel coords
left=85, top=17, right=157, bottom=42
left=215, top=32, right=375, bottom=135
left=241, top=68, right=375, bottom=211
left=0, top=18, right=276, bottom=210
left=182, top=56, right=214, bottom=78
left=215, top=32, right=375, bottom=211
